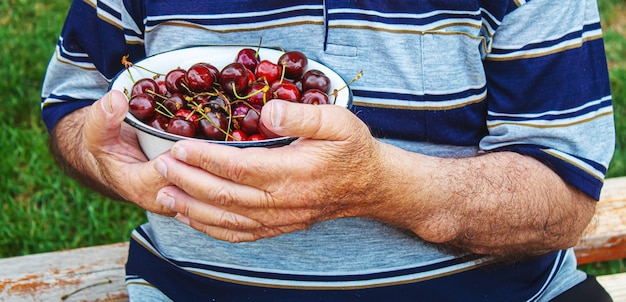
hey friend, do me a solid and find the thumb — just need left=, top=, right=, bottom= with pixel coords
left=83, top=90, right=129, bottom=152
left=260, top=99, right=363, bottom=141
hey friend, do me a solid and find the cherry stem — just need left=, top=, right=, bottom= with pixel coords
left=255, top=36, right=262, bottom=60
left=155, top=102, right=174, bottom=118
left=279, top=62, right=287, bottom=86
left=121, top=55, right=165, bottom=82
left=233, top=99, right=261, bottom=115
left=196, top=109, right=236, bottom=141
left=330, top=70, right=363, bottom=104
left=145, top=89, right=168, bottom=101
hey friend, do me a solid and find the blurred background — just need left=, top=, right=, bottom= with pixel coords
left=1, top=0, right=624, bottom=276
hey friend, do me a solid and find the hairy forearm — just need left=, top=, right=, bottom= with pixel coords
left=367, top=144, right=596, bottom=257
left=48, top=107, right=124, bottom=201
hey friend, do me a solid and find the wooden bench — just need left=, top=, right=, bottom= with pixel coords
left=2, top=177, right=626, bottom=301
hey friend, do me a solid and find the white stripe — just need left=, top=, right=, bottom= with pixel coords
left=488, top=95, right=612, bottom=119
left=145, top=16, right=322, bottom=32
left=542, top=149, right=605, bottom=180
left=328, top=8, right=480, bottom=20
left=487, top=106, right=613, bottom=128
left=146, top=5, right=324, bottom=22
left=124, top=35, right=144, bottom=45
left=355, top=89, right=486, bottom=109
left=525, top=251, right=563, bottom=302
left=184, top=258, right=491, bottom=289
left=55, top=45, right=96, bottom=69
left=57, top=37, right=89, bottom=58
left=479, top=8, right=500, bottom=36
left=329, top=18, right=480, bottom=32
left=488, top=23, right=602, bottom=59
left=131, top=230, right=489, bottom=289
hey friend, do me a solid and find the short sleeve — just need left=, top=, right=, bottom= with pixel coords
left=480, top=0, right=615, bottom=199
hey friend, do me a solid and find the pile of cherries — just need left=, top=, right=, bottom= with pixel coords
left=126, top=48, right=334, bottom=141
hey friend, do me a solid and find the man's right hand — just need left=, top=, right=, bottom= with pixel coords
left=51, top=90, right=174, bottom=216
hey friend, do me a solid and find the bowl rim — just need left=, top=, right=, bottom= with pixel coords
left=110, top=45, right=354, bottom=147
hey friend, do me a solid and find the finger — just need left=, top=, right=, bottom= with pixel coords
left=175, top=214, right=264, bottom=243
left=83, top=90, right=129, bottom=154
left=166, top=140, right=295, bottom=189
left=153, top=154, right=273, bottom=209
left=157, top=186, right=264, bottom=231
left=260, top=99, right=365, bottom=141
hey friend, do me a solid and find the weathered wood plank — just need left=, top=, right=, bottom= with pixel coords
left=0, top=242, right=129, bottom=302
left=575, top=176, right=626, bottom=265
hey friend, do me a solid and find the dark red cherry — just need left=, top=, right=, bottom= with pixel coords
left=228, top=129, right=248, bottom=141
left=300, top=88, right=330, bottom=105
left=220, top=62, right=250, bottom=97
left=162, top=93, right=187, bottom=115
left=156, top=80, right=168, bottom=95
left=131, top=78, right=160, bottom=97
left=165, top=68, right=187, bottom=93
left=205, top=95, right=230, bottom=113
left=257, top=119, right=281, bottom=139
left=232, top=103, right=251, bottom=118
left=174, top=109, right=200, bottom=126
left=247, top=133, right=265, bottom=141
left=236, top=48, right=260, bottom=71
left=186, top=63, right=215, bottom=92
left=129, top=93, right=156, bottom=121
left=204, top=63, right=220, bottom=84
left=147, top=114, right=169, bottom=131
left=166, top=117, right=196, bottom=137
left=255, top=60, right=282, bottom=84
left=278, top=51, right=308, bottom=80
left=301, top=69, right=330, bottom=93
left=198, top=112, right=228, bottom=140
left=240, top=108, right=261, bottom=135
left=245, top=81, right=271, bottom=106
left=271, top=79, right=300, bottom=102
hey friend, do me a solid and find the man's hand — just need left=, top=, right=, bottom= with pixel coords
left=49, top=90, right=174, bottom=216
left=153, top=99, right=384, bottom=242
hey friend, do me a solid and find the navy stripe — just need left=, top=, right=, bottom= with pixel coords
left=328, top=11, right=481, bottom=26
left=481, top=12, right=500, bottom=31
left=487, top=97, right=612, bottom=122
left=57, top=0, right=136, bottom=79
left=145, top=8, right=322, bottom=27
left=490, top=23, right=602, bottom=55
left=41, top=98, right=95, bottom=132
left=145, top=1, right=320, bottom=16
left=56, top=40, right=93, bottom=64
left=128, top=228, right=563, bottom=301
left=97, top=1, right=122, bottom=20
left=353, top=86, right=486, bottom=103
left=485, top=39, right=611, bottom=115
left=350, top=100, right=488, bottom=146
left=333, top=0, right=480, bottom=15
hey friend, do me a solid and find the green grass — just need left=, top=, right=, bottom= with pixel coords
left=1, top=0, right=147, bottom=257
left=1, top=0, right=624, bottom=276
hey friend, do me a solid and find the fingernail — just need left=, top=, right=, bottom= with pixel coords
left=157, top=191, right=175, bottom=209
left=154, top=159, right=167, bottom=177
left=175, top=214, right=190, bottom=225
left=101, top=92, right=114, bottom=114
left=269, top=100, right=285, bottom=128
left=172, top=145, right=187, bottom=161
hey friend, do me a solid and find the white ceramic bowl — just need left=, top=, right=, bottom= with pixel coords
left=109, top=45, right=353, bottom=159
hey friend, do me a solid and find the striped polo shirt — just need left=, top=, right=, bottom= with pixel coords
left=41, top=0, right=614, bottom=301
